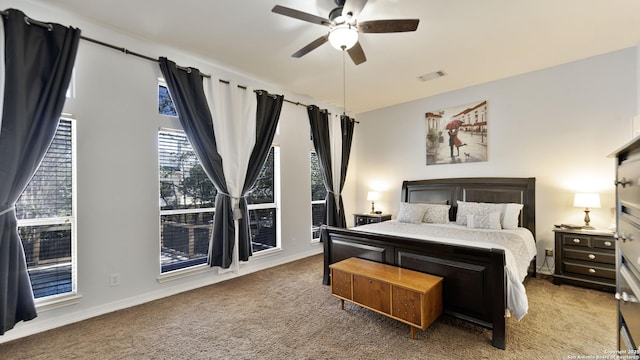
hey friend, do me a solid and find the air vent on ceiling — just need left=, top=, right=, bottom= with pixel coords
left=418, top=70, right=447, bottom=82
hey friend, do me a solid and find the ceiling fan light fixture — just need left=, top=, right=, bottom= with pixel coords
left=328, top=24, right=358, bottom=50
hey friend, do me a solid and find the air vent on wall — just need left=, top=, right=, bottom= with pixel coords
left=418, top=70, right=447, bottom=82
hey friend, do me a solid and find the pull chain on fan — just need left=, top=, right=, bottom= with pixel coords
left=342, top=49, right=347, bottom=116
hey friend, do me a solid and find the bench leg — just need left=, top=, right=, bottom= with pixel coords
left=411, top=326, right=417, bottom=340
left=340, top=299, right=344, bottom=310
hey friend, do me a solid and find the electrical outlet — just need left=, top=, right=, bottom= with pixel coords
left=110, top=273, right=121, bottom=287
left=545, top=248, right=553, bottom=257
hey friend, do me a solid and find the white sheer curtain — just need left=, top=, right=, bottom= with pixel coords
left=204, top=76, right=257, bottom=272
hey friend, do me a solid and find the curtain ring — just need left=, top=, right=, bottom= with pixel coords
left=24, top=16, right=53, bottom=31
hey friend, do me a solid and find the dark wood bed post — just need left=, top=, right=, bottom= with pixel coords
left=490, top=249, right=507, bottom=350
left=322, top=226, right=331, bottom=285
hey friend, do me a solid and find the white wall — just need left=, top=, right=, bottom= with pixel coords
left=1, top=0, right=356, bottom=342
left=354, top=48, right=637, bottom=271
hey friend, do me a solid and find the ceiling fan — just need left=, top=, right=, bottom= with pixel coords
left=272, top=0, right=419, bottom=65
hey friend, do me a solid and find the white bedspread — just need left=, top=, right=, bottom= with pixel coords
left=350, top=221, right=536, bottom=320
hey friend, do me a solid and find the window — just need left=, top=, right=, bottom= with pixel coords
left=158, top=84, right=177, bottom=117
left=158, top=84, right=280, bottom=273
left=310, top=151, right=326, bottom=240
left=16, top=118, right=76, bottom=300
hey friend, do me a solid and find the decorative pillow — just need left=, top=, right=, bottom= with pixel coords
left=501, top=203, right=524, bottom=229
left=455, top=201, right=503, bottom=226
left=421, top=204, right=451, bottom=224
left=467, top=212, right=502, bottom=229
left=396, top=202, right=426, bottom=224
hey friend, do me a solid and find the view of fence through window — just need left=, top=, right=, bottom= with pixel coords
left=158, top=83, right=278, bottom=272
left=158, top=132, right=278, bottom=272
left=16, top=119, right=75, bottom=299
left=310, top=151, right=326, bottom=239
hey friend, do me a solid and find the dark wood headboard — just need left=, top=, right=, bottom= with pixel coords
left=401, top=177, right=536, bottom=239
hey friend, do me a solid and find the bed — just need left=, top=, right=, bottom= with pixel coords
left=321, top=177, right=536, bottom=349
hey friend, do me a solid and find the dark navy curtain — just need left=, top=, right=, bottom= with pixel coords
left=337, top=114, right=355, bottom=227
left=158, top=57, right=234, bottom=268
left=308, top=106, right=339, bottom=227
left=0, top=8, right=80, bottom=334
left=238, top=91, right=283, bottom=261
left=308, top=108, right=356, bottom=228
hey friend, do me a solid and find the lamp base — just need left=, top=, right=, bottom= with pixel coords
left=583, top=209, right=592, bottom=229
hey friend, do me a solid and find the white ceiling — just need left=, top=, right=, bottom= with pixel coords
left=30, top=0, right=640, bottom=113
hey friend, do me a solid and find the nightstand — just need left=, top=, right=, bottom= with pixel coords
left=552, top=228, right=616, bottom=292
left=353, top=213, right=391, bottom=226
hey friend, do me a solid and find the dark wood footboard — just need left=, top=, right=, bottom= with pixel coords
left=322, top=226, right=507, bottom=349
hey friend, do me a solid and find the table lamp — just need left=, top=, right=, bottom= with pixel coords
left=573, top=192, right=601, bottom=229
left=367, top=191, right=380, bottom=214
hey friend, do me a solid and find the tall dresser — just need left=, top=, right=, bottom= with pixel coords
left=613, top=137, right=640, bottom=352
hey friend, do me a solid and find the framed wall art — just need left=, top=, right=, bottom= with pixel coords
left=425, top=100, right=488, bottom=165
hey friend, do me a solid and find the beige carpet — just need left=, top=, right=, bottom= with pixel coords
left=1, top=254, right=616, bottom=359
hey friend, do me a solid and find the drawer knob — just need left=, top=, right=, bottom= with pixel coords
left=573, top=238, right=581, bottom=244
left=588, top=268, right=596, bottom=274
left=615, top=177, right=633, bottom=188
left=615, top=292, right=639, bottom=303
left=604, top=241, right=612, bottom=247
left=588, top=254, right=596, bottom=260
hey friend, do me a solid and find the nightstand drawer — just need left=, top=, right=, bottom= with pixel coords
left=564, top=261, right=615, bottom=280
left=564, top=248, right=615, bottom=264
left=562, top=234, right=590, bottom=247
left=592, top=238, right=615, bottom=250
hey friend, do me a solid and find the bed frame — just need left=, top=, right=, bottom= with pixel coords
left=321, top=177, right=536, bottom=349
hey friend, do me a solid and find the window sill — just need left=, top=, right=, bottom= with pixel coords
left=157, top=263, right=210, bottom=283
left=35, top=292, right=82, bottom=312
left=157, top=247, right=284, bottom=282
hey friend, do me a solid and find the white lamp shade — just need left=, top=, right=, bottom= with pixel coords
left=328, top=25, right=358, bottom=50
left=367, top=191, right=380, bottom=201
left=573, top=193, right=601, bottom=209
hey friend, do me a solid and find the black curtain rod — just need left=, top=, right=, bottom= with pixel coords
left=1, top=9, right=358, bottom=120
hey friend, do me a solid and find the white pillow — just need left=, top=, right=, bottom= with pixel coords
left=455, top=201, right=503, bottom=226
left=501, top=203, right=524, bottom=229
left=421, top=204, right=451, bottom=224
left=396, top=202, right=426, bottom=224
left=467, top=212, right=502, bottom=229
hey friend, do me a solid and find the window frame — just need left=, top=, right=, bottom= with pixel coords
left=310, top=150, right=326, bottom=242
left=156, top=80, right=281, bottom=280
left=16, top=115, right=81, bottom=311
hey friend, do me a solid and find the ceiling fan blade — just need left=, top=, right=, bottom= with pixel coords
left=347, top=42, right=367, bottom=65
left=342, top=0, right=368, bottom=20
left=292, top=35, right=329, bottom=58
left=359, top=19, right=419, bottom=33
left=272, top=5, right=331, bottom=26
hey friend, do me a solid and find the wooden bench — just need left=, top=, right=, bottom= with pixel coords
left=329, top=257, right=443, bottom=339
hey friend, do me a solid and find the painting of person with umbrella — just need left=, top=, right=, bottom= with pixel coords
left=446, top=120, right=466, bottom=158
left=425, top=100, right=488, bottom=165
